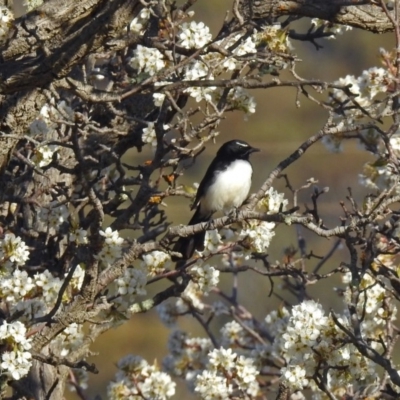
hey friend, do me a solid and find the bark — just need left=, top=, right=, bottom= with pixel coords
left=239, top=0, right=392, bottom=33
left=14, top=358, right=69, bottom=400
left=0, top=0, right=140, bottom=172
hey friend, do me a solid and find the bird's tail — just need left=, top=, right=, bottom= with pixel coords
left=172, top=207, right=211, bottom=262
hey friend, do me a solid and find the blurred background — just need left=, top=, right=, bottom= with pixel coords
left=11, top=0, right=394, bottom=398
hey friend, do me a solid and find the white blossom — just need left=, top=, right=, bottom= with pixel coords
left=142, top=124, right=157, bottom=147
left=200, top=230, right=222, bottom=256
left=239, top=220, right=275, bottom=254
left=34, top=269, right=63, bottom=304
left=0, top=6, right=13, bottom=43
left=131, top=45, right=166, bottom=76
left=258, top=187, right=288, bottom=213
left=220, top=320, right=251, bottom=347
left=311, top=18, right=352, bottom=39
left=39, top=201, right=70, bottom=229
left=68, top=264, right=85, bottom=291
left=32, top=145, right=58, bottom=168
left=226, top=87, right=257, bottom=115
left=178, top=21, right=212, bottom=49
left=195, top=370, right=232, bottom=399
left=188, top=264, right=219, bottom=294
left=69, top=228, right=88, bottom=245
left=117, top=266, right=147, bottom=297
left=0, top=233, right=30, bottom=267
left=139, top=371, right=176, bottom=399
left=256, top=24, right=292, bottom=53
left=49, top=323, right=85, bottom=358
left=128, top=8, right=150, bottom=33
left=100, top=227, right=124, bottom=246
left=96, top=227, right=124, bottom=265
left=0, top=321, right=32, bottom=380
left=186, top=86, right=216, bottom=103
left=153, top=92, right=166, bottom=107
left=142, top=251, right=171, bottom=276
left=195, top=348, right=260, bottom=398
left=1, top=350, right=32, bottom=380
left=0, top=269, right=34, bottom=302
left=209, top=347, right=236, bottom=370
left=281, top=365, right=309, bottom=390
left=178, top=280, right=205, bottom=311
left=108, top=355, right=175, bottom=400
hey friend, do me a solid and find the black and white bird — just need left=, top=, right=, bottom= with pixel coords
left=174, top=139, right=259, bottom=260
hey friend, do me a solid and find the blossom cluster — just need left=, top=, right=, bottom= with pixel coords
left=0, top=6, right=13, bottom=43
left=156, top=262, right=220, bottom=326
left=29, top=101, right=74, bottom=167
left=237, top=187, right=286, bottom=256
left=96, top=227, right=125, bottom=265
left=141, top=250, right=172, bottom=276
left=163, top=330, right=212, bottom=384
left=161, top=320, right=260, bottom=397
left=141, top=123, right=157, bottom=147
left=327, top=66, right=391, bottom=134
left=201, top=230, right=222, bottom=256
left=0, top=233, right=30, bottom=269
left=0, top=229, right=88, bottom=380
left=131, top=45, right=166, bottom=76
left=127, top=13, right=305, bottom=149
left=359, top=133, right=400, bottom=193
left=239, top=219, right=276, bottom=255
left=273, top=292, right=395, bottom=396
left=158, top=266, right=397, bottom=399
left=128, top=8, right=150, bottom=34
left=179, top=21, right=212, bottom=49
left=188, top=263, right=220, bottom=294
left=256, top=24, right=293, bottom=53
left=220, top=319, right=258, bottom=349
left=0, top=264, right=84, bottom=318
left=108, top=354, right=176, bottom=400
left=51, top=323, right=85, bottom=357
left=195, top=348, right=259, bottom=398
left=0, top=233, right=73, bottom=380
left=39, top=201, right=70, bottom=230
left=32, top=144, right=59, bottom=168
left=95, top=229, right=154, bottom=313
left=0, top=321, right=32, bottom=380
left=323, top=63, right=393, bottom=157
left=127, top=12, right=298, bottom=149
left=311, top=18, right=353, bottom=39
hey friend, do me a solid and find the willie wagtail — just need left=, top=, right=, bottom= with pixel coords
left=174, top=139, right=259, bottom=260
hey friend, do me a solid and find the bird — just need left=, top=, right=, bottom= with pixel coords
left=173, top=139, right=259, bottom=261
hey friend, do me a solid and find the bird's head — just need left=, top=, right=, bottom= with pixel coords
left=216, top=140, right=260, bottom=160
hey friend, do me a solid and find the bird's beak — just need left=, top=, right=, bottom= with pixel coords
left=249, top=146, right=260, bottom=154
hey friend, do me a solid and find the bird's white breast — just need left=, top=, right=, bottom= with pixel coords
left=200, top=160, right=253, bottom=214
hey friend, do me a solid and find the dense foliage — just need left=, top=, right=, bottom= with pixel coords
left=0, top=0, right=400, bottom=399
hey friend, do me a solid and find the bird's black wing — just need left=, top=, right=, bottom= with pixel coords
left=173, top=206, right=207, bottom=262
left=191, top=156, right=224, bottom=211
left=173, top=158, right=224, bottom=262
